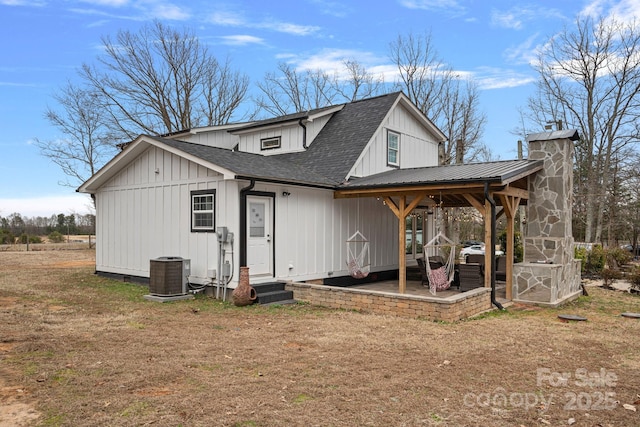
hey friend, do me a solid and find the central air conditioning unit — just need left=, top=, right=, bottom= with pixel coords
left=149, top=257, right=191, bottom=296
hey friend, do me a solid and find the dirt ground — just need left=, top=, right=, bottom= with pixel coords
left=1, top=249, right=639, bottom=426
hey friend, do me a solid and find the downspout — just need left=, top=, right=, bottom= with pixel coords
left=298, top=119, right=307, bottom=149
left=239, top=179, right=256, bottom=267
left=484, top=182, right=504, bottom=310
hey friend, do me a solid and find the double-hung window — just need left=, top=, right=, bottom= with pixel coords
left=387, top=130, right=400, bottom=167
left=191, top=190, right=215, bottom=232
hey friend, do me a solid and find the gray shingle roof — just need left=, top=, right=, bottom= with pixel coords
left=154, top=92, right=405, bottom=187
left=339, top=159, right=543, bottom=189
left=155, top=136, right=337, bottom=187
left=279, top=92, right=402, bottom=184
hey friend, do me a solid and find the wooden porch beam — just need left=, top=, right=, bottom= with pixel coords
left=493, top=186, right=529, bottom=200
left=496, top=194, right=521, bottom=301
left=382, top=196, right=400, bottom=218
left=463, top=194, right=484, bottom=213
left=397, top=196, right=407, bottom=294
left=335, top=183, right=497, bottom=199
left=404, top=193, right=427, bottom=214
left=380, top=194, right=426, bottom=294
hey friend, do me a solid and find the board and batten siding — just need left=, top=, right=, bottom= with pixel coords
left=349, top=103, right=440, bottom=178
left=250, top=182, right=398, bottom=282
left=95, top=145, right=239, bottom=280
left=237, top=114, right=332, bottom=155
left=179, top=130, right=239, bottom=150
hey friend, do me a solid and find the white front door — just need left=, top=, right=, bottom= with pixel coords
left=246, top=196, right=273, bottom=276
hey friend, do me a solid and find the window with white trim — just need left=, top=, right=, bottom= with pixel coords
left=261, top=136, right=281, bottom=150
left=387, top=130, right=400, bottom=166
left=191, top=190, right=215, bottom=232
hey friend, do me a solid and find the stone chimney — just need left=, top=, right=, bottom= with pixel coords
left=513, top=130, right=582, bottom=305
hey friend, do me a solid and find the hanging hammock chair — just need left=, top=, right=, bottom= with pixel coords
left=346, top=231, right=370, bottom=279
left=422, top=231, right=456, bottom=295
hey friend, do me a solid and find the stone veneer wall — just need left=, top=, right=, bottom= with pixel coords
left=513, top=131, right=582, bottom=305
left=286, top=282, right=492, bottom=321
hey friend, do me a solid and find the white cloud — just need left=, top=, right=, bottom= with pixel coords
left=0, top=0, right=45, bottom=5
left=580, top=0, right=608, bottom=18
left=261, top=21, right=320, bottom=36
left=399, top=0, right=466, bottom=15
left=147, top=3, right=190, bottom=20
left=579, top=0, right=640, bottom=24
left=68, top=1, right=190, bottom=21
left=283, top=48, right=481, bottom=84
left=86, top=19, right=110, bottom=28
left=491, top=6, right=565, bottom=30
left=472, top=67, right=536, bottom=90
left=606, top=0, right=640, bottom=24
left=309, top=0, right=351, bottom=18
left=209, top=11, right=246, bottom=26
left=294, top=49, right=375, bottom=70
left=491, top=9, right=525, bottom=30
left=78, top=0, right=129, bottom=6
left=0, top=194, right=94, bottom=218
left=275, top=53, right=297, bottom=60
left=207, top=10, right=320, bottom=36
left=218, top=35, right=265, bottom=46
left=504, top=33, right=541, bottom=65
left=290, top=48, right=390, bottom=79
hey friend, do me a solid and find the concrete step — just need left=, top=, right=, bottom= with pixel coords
left=259, top=298, right=297, bottom=307
left=251, top=282, right=286, bottom=293
left=251, top=282, right=295, bottom=305
left=256, top=289, right=294, bottom=305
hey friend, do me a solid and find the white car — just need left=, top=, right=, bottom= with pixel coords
left=459, top=244, right=504, bottom=258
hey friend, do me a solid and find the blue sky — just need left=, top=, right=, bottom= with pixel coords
left=1, top=0, right=637, bottom=217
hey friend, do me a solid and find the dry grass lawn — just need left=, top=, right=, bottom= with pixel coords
left=1, top=249, right=639, bottom=426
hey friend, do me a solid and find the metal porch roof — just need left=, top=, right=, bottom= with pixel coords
left=339, top=159, right=543, bottom=190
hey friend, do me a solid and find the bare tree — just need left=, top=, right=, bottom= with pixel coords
left=528, top=16, right=640, bottom=243
left=36, top=82, right=117, bottom=188
left=389, top=32, right=488, bottom=165
left=254, top=59, right=384, bottom=116
left=333, top=60, right=385, bottom=102
left=439, top=79, right=487, bottom=164
left=81, top=21, right=249, bottom=140
left=389, top=32, right=451, bottom=124
left=39, top=21, right=249, bottom=191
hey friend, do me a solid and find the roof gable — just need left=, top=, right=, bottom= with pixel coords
left=276, top=92, right=405, bottom=183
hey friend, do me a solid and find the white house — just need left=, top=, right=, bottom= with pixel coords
left=79, top=91, right=579, bottom=314
left=78, top=92, right=447, bottom=295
